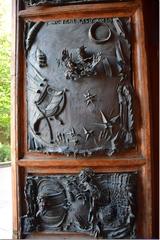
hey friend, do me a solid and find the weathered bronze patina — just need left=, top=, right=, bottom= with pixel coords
left=26, top=18, right=135, bottom=156
left=24, top=0, right=130, bottom=7
left=21, top=169, right=137, bottom=239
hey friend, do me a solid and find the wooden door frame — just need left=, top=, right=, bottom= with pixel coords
left=11, top=0, right=158, bottom=238
left=142, top=0, right=159, bottom=237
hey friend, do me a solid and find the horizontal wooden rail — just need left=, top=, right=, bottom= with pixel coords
left=18, top=158, right=146, bottom=168
left=18, top=2, right=140, bottom=21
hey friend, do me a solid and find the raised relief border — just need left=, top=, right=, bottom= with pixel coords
left=26, top=18, right=135, bottom=156
left=24, top=0, right=130, bottom=7
left=21, top=169, right=137, bottom=239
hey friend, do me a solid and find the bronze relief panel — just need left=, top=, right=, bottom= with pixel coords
left=24, top=0, right=130, bottom=7
left=21, top=169, right=137, bottom=239
left=25, top=18, right=135, bottom=156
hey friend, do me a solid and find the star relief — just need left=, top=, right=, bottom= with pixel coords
left=84, top=91, right=96, bottom=106
left=83, top=127, right=94, bottom=142
left=95, top=110, right=119, bottom=136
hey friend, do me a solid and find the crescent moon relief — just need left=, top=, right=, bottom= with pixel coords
left=89, top=22, right=112, bottom=44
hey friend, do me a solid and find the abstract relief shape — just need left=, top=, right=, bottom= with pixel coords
left=84, top=90, right=96, bottom=106
left=24, top=0, right=130, bottom=7
left=113, top=18, right=126, bottom=38
left=21, top=169, right=137, bottom=239
left=34, top=84, right=67, bottom=144
left=21, top=178, right=37, bottom=234
left=117, top=84, right=135, bottom=147
left=36, top=48, right=47, bottom=68
left=26, top=18, right=135, bottom=156
left=25, top=22, right=44, bottom=55
left=89, top=22, right=112, bottom=44
left=60, top=46, right=101, bottom=80
left=83, top=127, right=94, bottom=141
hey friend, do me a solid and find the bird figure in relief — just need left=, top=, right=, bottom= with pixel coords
left=44, top=86, right=66, bottom=122
left=28, top=61, right=67, bottom=144
left=34, top=84, right=67, bottom=144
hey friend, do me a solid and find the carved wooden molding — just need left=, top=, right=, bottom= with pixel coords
left=26, top=17, right=135, bottom=156
left=21, top=169, right=137, bottom=239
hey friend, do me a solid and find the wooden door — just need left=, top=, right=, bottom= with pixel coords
left=11, top=0, right=157, bottom=239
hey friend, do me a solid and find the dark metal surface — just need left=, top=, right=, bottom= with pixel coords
left=26, top=18, right=135, bottom=156
left=24, top=0, right=130, bottom=7
left=21, top=169, right=137, bottom=239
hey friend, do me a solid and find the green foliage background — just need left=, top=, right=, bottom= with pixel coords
left=0, top=0, right=11, bottom=161
left=0, top=34, right=11, bottom=143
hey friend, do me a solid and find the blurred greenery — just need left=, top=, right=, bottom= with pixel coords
left=0, top=34, right=11, bottom=144
left=0, top=143, right=10, bottom=162
left=0, top=0, right=11, bottom=162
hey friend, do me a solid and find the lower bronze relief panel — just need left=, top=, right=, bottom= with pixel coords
left=26, top=18, right=135, bottom=156
left=21, top=169, right=137, bottom=239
